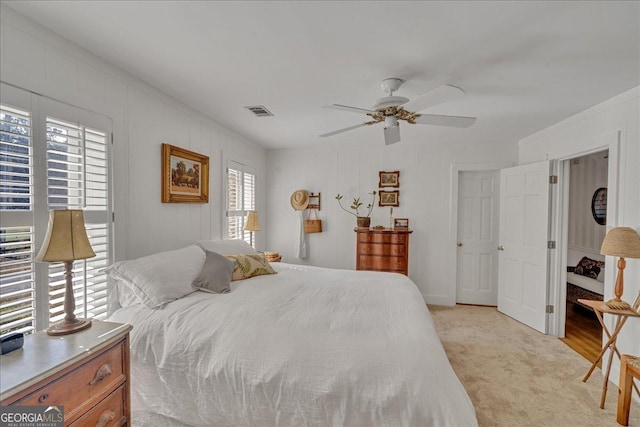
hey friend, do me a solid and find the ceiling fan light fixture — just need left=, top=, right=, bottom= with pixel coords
left=384, top=116, right=398, bottom=129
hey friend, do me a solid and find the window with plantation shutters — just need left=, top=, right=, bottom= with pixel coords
left=46, top=117, right=110, bottom=324
left=0, top=104, right=35, bottom=337
left=0, top=87, right=112, bottom=337
left=226, top=161, right=256, bottom=245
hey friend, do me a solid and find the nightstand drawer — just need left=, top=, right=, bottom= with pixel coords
left=70, top=385, right=126, bottom=427
left=16, top=340, right=125, bottom=417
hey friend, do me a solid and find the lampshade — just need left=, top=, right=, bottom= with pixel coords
left=244, top=211, right=261, bottom=232
left=600, top=227, right=640, bottom=259
left=36, top=210, right=96, bottom=262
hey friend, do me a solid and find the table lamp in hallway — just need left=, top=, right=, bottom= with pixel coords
left=600, top=226, right=640, bottom=310
left=36, top=209, right=96, bottom=335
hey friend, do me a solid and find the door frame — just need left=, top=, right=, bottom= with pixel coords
left=550, top=131, right=620, bottom=337
left=449, top=162, right=514, bottom=306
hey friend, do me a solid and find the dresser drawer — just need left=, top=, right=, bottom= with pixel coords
left=16, top=340, right=125, bottom=417
left=70, top=385, right=126, bottom=427
left=358, top=255, right=407, bottom=272
left=358, top=243, right=406, bottom=256
left=358, top=232, right=407, bottom=244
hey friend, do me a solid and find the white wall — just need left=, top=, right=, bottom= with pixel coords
left=266, top=141, right=518, bottom=302
left=520, top=86, right=640, bottom=379
left=0, top=6, right=267, bottom=261
left=566, top=151, right=608, bottom=265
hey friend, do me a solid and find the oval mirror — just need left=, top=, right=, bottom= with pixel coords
left=591, top=187, right=607, bottom=225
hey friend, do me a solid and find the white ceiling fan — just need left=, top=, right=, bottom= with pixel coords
left=320, top=78, right=476, bottom=145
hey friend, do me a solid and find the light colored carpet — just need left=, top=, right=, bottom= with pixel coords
left=429, top=304, right=639, bottom=427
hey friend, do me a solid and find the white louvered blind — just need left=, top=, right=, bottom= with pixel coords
left=46, top=117, right=110, bottom=323
left=226, top=162, right=256, bottom=245
left=0, top=104, right=35, bottom=338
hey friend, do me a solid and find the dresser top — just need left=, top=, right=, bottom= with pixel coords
left=0, top=320, right=132, bottom=399
left=354, top=228, right=413, bottom=234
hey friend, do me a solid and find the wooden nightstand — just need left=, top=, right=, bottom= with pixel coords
left=0, top=321, right=132, bottom=426
left=578, top=299, right=640, bottom=409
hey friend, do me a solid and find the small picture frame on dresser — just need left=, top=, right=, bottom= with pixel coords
left=393, top=218, right=409, bottom=229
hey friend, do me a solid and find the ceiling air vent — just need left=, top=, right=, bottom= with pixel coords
left=244, top=105, right=274, bottom=117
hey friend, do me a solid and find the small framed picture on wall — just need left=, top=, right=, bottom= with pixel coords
left=378, top=190, right=399, bottom=207
left=378, top=171, right=400, bottom=188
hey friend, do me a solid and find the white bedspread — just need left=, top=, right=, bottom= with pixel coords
left=109, top=263, right=476, bottom=426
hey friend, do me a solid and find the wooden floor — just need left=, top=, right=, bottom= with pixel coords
left=559, top=301, right=602, bottom=367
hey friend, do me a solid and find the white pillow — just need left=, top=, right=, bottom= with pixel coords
left=197, top=239, right=257, bottom=255
left=117, top=280, right=141, bottom=308
left=106, top=245, right=205, bottom=308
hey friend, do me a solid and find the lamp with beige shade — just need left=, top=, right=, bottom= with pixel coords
left=244, top=210, right=260, bottom=247
left=36, top=209, right=96, bottom=335
left=600, top=226, right=640, bottom=310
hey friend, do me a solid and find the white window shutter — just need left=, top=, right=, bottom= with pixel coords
left=0, top=104, right=36, bottom=337
left=45, top=117, right=110, bottom=323
left=226, top=161, right=256, bottom=245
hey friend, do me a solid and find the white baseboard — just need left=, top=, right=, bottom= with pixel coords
left=423, top=295, right=454, bottom=306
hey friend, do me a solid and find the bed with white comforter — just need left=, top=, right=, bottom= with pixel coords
left=108, top=245, right=476, bottom=426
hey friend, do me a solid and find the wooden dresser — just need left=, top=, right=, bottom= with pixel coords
left=355, top=228, right=412, bottom=275
left=0, top=321, right=132, bottom=427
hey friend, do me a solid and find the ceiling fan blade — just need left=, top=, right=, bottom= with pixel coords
left=327, top=104, right=377, bottom=115
left=401, top=84, right=465, bottom=113
left=413, top=114, right=477, bottom=128
left=384, top=125, right=401, bottom=145
left=319, top=122, right=370, bottom=137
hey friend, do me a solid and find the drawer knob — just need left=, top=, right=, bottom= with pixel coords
left=38, top=393, right=49, bottom=403
left=95, top=409, right=115, bottom=427
left=89, top=363, right=113, bottom=385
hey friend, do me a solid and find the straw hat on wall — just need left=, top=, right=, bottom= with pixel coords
left=290, top=190, right=309, bottom=211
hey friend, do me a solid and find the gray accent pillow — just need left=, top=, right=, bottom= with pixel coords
left=192, top=250, right=236, bottom=293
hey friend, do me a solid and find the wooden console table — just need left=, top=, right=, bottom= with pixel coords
left=355, top=228, right=412, bottom=275
left=578, top=298, right=640, bottom=409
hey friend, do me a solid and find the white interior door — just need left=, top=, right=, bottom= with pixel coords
left=456, top=171, right=500, bottom=305
left=497, top=160, right=551, bottom=333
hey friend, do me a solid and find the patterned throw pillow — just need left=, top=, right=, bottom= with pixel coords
left=574, top=257, right=602, bottom=280
left=225, top=253, right=277, bottom=281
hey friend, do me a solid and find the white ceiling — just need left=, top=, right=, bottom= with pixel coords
left=5, top=1, right=640, bottom=150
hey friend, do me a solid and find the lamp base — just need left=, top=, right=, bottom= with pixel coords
left=604, top=299, right=631, bottom=310
left=47, top=318, right=92, bottom=336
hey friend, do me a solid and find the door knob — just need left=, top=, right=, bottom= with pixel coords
left=457, top=242, right=463, bottom=247
left=497, top=245, right=504, bottom=251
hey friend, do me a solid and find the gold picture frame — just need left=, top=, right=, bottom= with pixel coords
left=379, top=190, right=399, bottom=207
left=378, top=170, right=400, bottom=188
left=162, top=143, right=209, bottom=203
